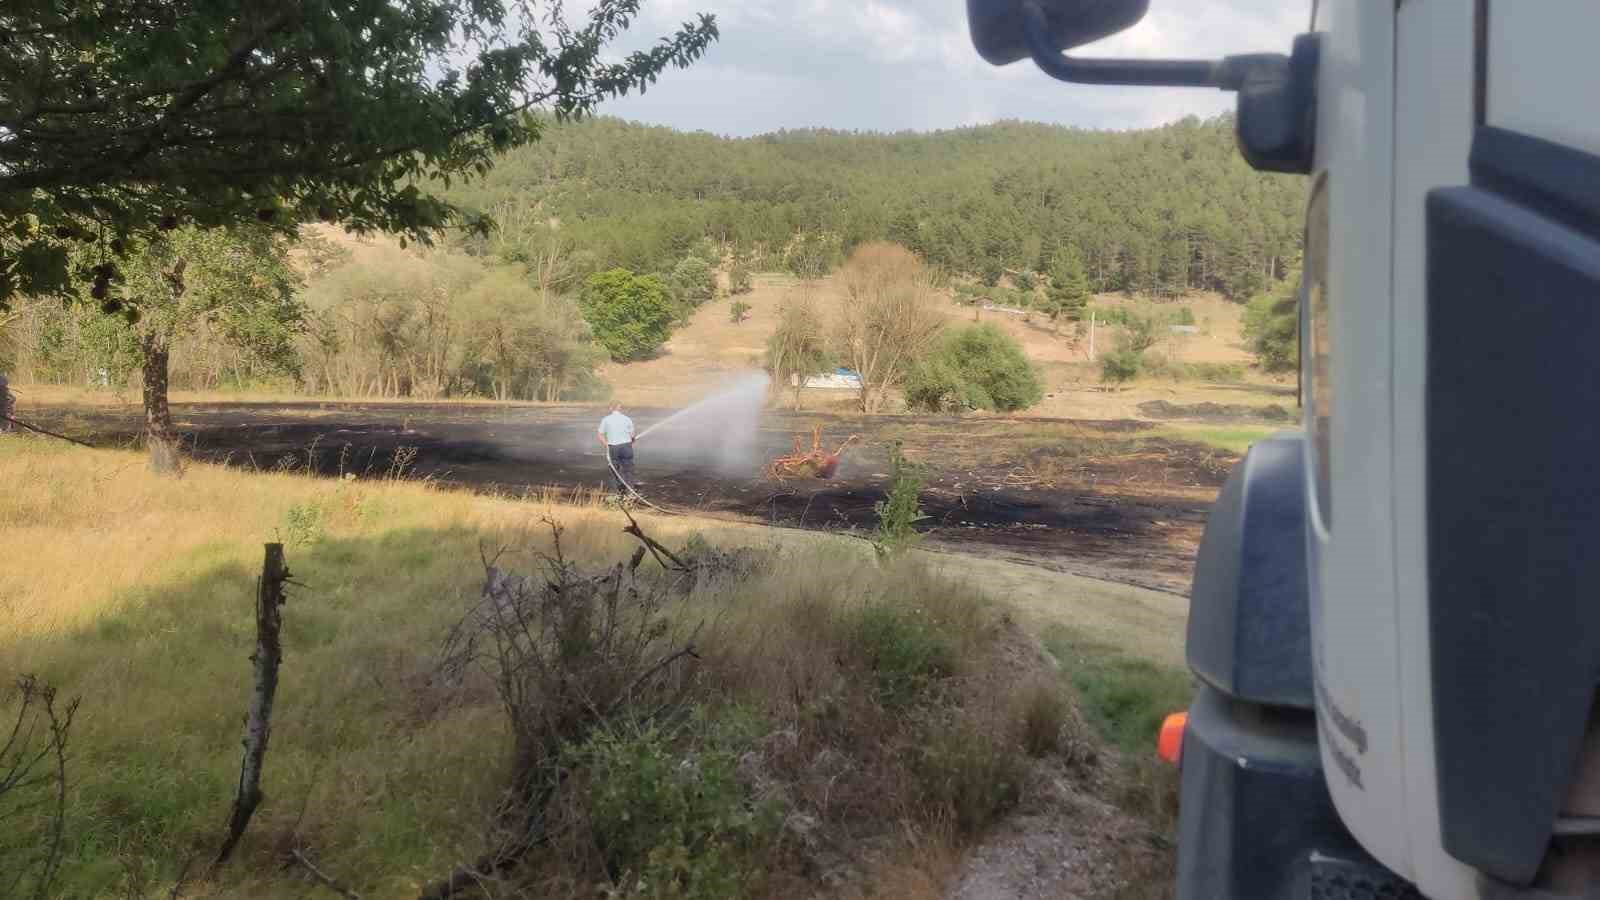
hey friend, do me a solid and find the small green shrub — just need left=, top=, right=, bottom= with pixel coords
left=1116, top=311, right=1161, bottom=354
left=282, top=502, right=324, bottom=546
left=1099, top=349, right=1144, bottom=386
left=785, top=232, right=841, bottom=281
left=1089, top=304, right=1130, bottom=327
left=728, top=264, right=753, bottom=295
left=873, top=442, right=927, bottom=557
left=1187, top=361, right=1245, bottom=383
left=670, top=256, right=718, bottom=307
left=903, top=323, right=1043, bottom=413
left=850, top=603, right=955, bottom=706
left=571, top=713, right=783, bottom=899
left=1243, top=275, right=1299, bottom=373
left=1012, top=270, right=1036, bottom=292
left=915, top=720, right=1026, bottom=835
left=1138, top=353, right=1187, bottom=382
left=728, top=300, right=751, bottom=324
left=1171, top=305, right=1196, bottom=326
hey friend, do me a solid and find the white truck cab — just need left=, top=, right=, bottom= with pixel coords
left=970, top=2, right=1600, bottom=897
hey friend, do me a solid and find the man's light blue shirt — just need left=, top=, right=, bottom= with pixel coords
left=598, top=411, right=634, bottom=446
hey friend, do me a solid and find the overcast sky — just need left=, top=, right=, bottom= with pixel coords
left=599, top=0, right=1307, bottom=136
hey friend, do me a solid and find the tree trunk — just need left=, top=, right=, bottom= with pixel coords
left=140, top=334, right=181, bottom=474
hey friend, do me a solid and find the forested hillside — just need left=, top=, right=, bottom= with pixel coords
left=449, top=114, right=1306, bottom=299
left=4, top=115, right=1306, bottom=404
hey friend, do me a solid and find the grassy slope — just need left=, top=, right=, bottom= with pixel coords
left=0, top=439, right=815, bottom=895
left=1, top=438, right=1193, bottom=897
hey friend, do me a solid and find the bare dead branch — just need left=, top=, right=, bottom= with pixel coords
left=291, top=849, right=361, bottom=899
left=0, top=675, right=79, bottom=900
left=619, top=506, right=689, bottom=571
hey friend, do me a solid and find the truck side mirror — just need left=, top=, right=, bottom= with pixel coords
left=966, top=0, right=1150, bottom=66
left=966, top=0, right=1319, bottom=174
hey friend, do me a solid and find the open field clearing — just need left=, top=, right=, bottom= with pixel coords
left=15, top=393, right=1252, bottom=594
left=0, top=437, right=1188, bottom=898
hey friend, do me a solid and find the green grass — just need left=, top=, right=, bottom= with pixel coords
left=1041, top=625, right=1193, bottom=758
left=1153, top=424, right=1288, bottom=455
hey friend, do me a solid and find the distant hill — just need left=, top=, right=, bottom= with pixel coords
left=446, top=115, right=1306, bottom=300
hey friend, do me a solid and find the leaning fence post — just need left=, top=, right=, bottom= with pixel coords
left=213, top=543, right=289, bottom=868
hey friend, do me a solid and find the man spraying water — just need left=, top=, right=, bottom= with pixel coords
left=596, top=402, right=637, bottom=497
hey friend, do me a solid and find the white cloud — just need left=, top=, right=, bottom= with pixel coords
left=601, top=0, right=1307, bottom=135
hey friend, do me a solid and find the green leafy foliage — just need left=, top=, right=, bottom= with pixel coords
left=1042, top=627, right=1194, bottom=758
left=1115, top=311, right=1162, bottom=355
left=669, top=256, right=717, bottom=308
left=1243, top=272, right=1300, bottom=373
left=1043, top=247, right=1091, bottom=322
left=849, top=604, right=955, bottom=707
left=101, top=226, right=304, bottom=364
left=299, top=243, right=606, bottom=400
left=579, top=269, right=678, bottom=362
left=728, top=300, right=751, bottom=324
left=873, top=442, right=928, bottom=557
left=728, top=263, right=753, bottom=295
left=0, top=1, right=720, bottom=307
left=571, top=714, right=783, bottom=899
left=1099, top=349, right=1144, bottom=386
left=784, top=232, right=841, bottom=281
left=903, top=323, right=1043, bottom=413
left=282, top=502, right=325, bottom=547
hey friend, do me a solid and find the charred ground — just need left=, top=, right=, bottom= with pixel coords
left=31, top=400, right=1234, bottom=593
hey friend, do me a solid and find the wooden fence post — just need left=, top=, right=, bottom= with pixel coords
left=214, top=543, right=288, bottom=867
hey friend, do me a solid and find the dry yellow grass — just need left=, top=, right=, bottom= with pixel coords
left=0, top=436, right=1192, bottom=897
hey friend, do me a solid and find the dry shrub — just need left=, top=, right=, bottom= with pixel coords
left=1014, top=676, right=1073, bottom=757
left=686, top=549, right=1029, bottom=866
left=428, top=524, right=706, bottom=896
left=914, top=715, right=1027, bottom=836
left=833, top=242, right=947, bottom=413
left=1112, top=754, right=1181, bottom=837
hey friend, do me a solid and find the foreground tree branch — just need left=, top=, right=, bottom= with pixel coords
left=290, top=848, right=361, bottom=899
left=0, top=0, right=720, bottom=306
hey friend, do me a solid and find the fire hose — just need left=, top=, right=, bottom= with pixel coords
left=3, top=414, right=96, bottom=448
left=604, top=443, right=678, bottom=516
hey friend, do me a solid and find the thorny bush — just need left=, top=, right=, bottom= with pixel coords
left=431, top=521, right=706, bottom=894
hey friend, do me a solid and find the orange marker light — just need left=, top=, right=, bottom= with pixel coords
left=1158, top=711, right=1187, bottom=765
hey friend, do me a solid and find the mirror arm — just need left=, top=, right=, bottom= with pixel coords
left=1014, top=0, right=1318, bottom=175
left=1020, top=0, right=1270, bottom=90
